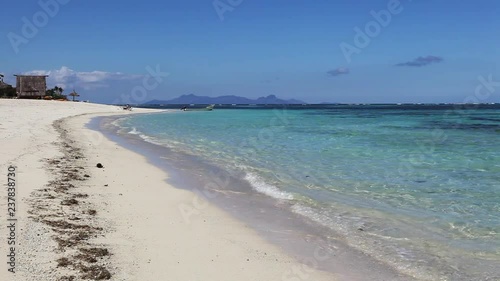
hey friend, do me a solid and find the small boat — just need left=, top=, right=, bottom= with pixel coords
left=181, top=104, right=214, bottom=111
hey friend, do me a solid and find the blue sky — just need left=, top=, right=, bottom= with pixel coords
left=1, top=0, right=499, bottom=104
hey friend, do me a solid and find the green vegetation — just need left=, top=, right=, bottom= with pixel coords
left=46, top=86, right=66, bottom=100
left=0, top=74, right=16, bottom=98
left=0, top=85, right=16, bottom=98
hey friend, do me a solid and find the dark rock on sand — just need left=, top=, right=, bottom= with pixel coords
left=61, top=199, right=79, bottom=206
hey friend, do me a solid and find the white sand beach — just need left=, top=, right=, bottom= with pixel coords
left=0, top=100, right=336, bottom=281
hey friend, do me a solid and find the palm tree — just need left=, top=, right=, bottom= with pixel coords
left=55, top=86, right=63, bottom=95
left=69, top=90, right=80, bottom=102
left=0, top=74, right=4, bottom=83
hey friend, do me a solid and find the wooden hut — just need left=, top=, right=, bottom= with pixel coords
left=14, top=75, right=48, bottom=99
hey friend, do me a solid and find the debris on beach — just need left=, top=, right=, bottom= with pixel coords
left=27, top=119, right=113, bottom=280
left=61, top=198, right=79, bottom=206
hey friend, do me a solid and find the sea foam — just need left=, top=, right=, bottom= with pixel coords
left=244, top=173, right=294, bottom=200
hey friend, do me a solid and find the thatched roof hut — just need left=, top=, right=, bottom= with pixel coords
left=15, top=75, right=48, bottom=99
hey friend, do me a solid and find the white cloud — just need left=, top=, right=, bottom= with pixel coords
left=24, top=66, right=142, bottom=91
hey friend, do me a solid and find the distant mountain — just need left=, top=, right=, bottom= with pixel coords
left=144, top=94, right=306, bottom=105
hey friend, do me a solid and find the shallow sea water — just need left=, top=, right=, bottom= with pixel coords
left=116, top=104, right=500, bottom=280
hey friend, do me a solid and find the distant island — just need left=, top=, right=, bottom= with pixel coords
left=143, top=94, right=306, bottom=105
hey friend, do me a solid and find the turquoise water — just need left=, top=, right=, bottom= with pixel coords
left=118, top=105, right=500, bottom=280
